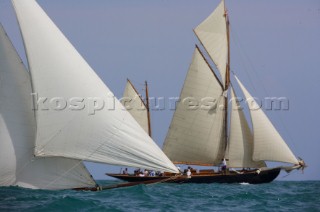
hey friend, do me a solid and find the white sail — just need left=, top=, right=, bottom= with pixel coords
left=194, top=0, right=228, bottom=87
left=163, top=47, right=225, bottom=165
left=12, top=0, right=178, bottom=173
left=122, top=80, right=149, bottom=135
left=235, top=76, right=298, bottom=165
left=0, top=24, right=96, bottom=190
left=227, top=87, right=266, bottom=168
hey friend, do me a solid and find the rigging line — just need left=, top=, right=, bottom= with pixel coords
left=130, top=79, right=146, bottom=93
left=230, top=26, right=270, bottom=98
left=43, top=160, right=96, bottom=190
left=229, top=24, right=258, bottom=94
left=14, top=148, right=39, bottom=180
left=127, top=79, right=149, bottom=110
left=13, top=144, right=95, bottom=189
left=230, top=22, right=270, bottom=97
left=230, top=69, right=236, bottom=75
left=275, top=113, right=298, bottom=151
left=37, top=115, right=97, bottom=187
left=229, top=24, right=298, bottom=152
left=146, top=175, right=179, bottom=186
left=282, top=173, right=291, bottom=178
left=34, top=113, right=79, bottom=153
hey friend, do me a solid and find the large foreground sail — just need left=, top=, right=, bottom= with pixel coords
left=235, top=76, right=298, bottom=165
left=163, top=46, right=225, bottom=165
left=12, top=0, right=177, bottom=173
left=0, top=24, right=96, bottom=190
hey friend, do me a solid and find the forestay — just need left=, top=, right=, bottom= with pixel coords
left=163, top=47, right=225, bottom=165
left=194, top=0, right=228, bottom=87
left=12, top=0, right=178, bottom=173
left=235, top=76, right=298, bottom=165
left=0, top=24, right=96, bottom=190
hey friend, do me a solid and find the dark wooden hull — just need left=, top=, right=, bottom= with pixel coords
left=106, top=168, right=281, bottom=184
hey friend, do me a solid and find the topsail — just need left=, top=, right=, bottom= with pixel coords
left=194, top=0, right=228, bottom=86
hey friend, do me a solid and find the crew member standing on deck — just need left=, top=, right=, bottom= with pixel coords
left=221, top=158, right=227, bottom=175
left=187, top=168, right=191, bottom=178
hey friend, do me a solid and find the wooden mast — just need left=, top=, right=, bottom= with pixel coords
left=126, top=79, right=151, bottom=137
left=224, top=3, right=231, bottom=152
left=145, top=81, right=152, bottom=138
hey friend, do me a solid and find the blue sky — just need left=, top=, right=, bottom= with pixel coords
left=0, top=0, right=319, bottom=181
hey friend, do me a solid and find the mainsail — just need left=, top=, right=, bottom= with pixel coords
left=194, top=0, right=228, bottom=87
left=11, top=0, right=178, bottom=173
left=0, top=24, right=96, bottom=190
left=163, top=46, right=225, bottom=165
left=227, top=87, right=266, bottom=168
left=235, top=76, right=298, bottom=165
left=121, top=80, right=149, bottom=136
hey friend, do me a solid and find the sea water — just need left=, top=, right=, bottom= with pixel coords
left=1, top=181, right=319, bottom=211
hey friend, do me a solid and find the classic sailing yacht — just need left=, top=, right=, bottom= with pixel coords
left=0, top=0, right=178, bottom=190
left=108, top=0, right=305, bottom=184
left=162, top=0, right=305, bottom=183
